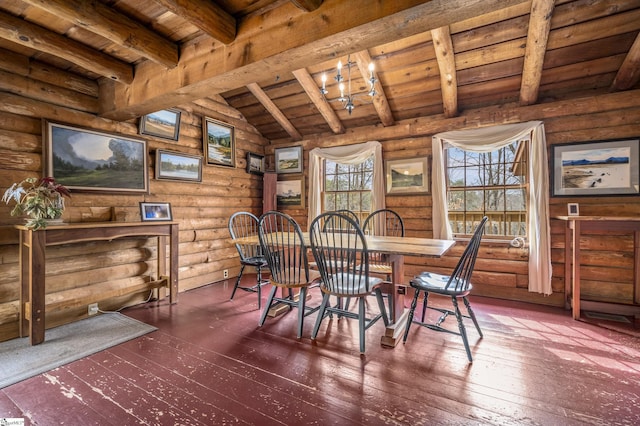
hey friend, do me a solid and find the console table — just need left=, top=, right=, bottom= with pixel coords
left=16, top=221, right=179, bottom=345
left=556, top=216, right=640, bottom=320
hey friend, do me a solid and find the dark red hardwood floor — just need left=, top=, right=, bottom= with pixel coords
left=2, top=275, right=639, bottom=425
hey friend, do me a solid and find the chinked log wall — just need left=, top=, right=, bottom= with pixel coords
left=1, top=59, right=640, bottom=343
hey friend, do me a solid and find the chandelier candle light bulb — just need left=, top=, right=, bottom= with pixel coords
left=319, top=54, right=378, bottom=114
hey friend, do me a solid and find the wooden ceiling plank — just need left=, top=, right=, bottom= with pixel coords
left=520, top=0, right=555, bottom=106
left=430, top=26, right=458, bottom=118
left=20, top=0, right=179, bottom=68
left=611, top=32, right=640, bottom=91
left=292, top=68, right=345, bottom=134
left=0, top=10, right=133, bottom=84
left=152, top=0, right=236, bottom=44
left=290, top=0, right=323, bottom=12
left=99, top=0, right=530, bottom=120
left=352, top=50, right=394, bottom=126
left=246, top=82, right=303, bottom=140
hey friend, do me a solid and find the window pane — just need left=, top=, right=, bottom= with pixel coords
left=465, top=190, right=484, bottom=211
left=324, top=193, right=335, bottom=211
left=466, top=166, right=483, bottom=186
left=448, top=190, right=465, bottom=211
left=506, top=189, right=526, bottom=210
left=335, top=193, right=348, bottom=210
left=336, top=175, right=349, bottom=191
left=486, top=189, right=504, bottom=211
left=325, top=173, right=336, bottom=191
left=448, top=167, right=465, bottom=187
left=362, top=192, right=371, bottom=211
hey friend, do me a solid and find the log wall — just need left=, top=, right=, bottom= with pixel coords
left=1, top=51, right=639, bottom=342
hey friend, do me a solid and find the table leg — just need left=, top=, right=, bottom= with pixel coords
left=380, top=254, right=407, bottom=347
left=27, top=230, right=46, bottom=345
left=572, top=220, right=581, bottom=320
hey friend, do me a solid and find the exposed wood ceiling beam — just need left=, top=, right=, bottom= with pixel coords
left=20, top=0, right=179, bottom=68
left=611, top=32, right=640, bottom=91
left=99, top=0, right=530, bottom=120
left=291, top=0, right=323, bottom=12
left=292, top=68, right=345, bottom=134
left=246, top=82, right=303, bottom=140
left=430, top=26, right=458, bottom=118
left=152, top=0, right=236, bottom=45
left=0, top=10, right=133, bottom=84
left=352, top=50, right=394, bottom=126
left=520, top=0, right=555, bottom=105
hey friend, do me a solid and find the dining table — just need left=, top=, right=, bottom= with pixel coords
left=232, top=232, right=456, bottom=347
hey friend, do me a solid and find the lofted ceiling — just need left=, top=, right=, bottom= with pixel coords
left=0, top=0, right=639, bottom=143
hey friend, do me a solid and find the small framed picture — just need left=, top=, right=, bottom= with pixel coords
left=139, top=109, right=181, bottom=141
left=275, top=146, right=303, bottom=174
left=246, top=152, right=265, bottom=175
left=276, top=176, right=305, bottom=208
left=140, top=202, right=172, bottom=221
left=156, top=149, right=202, bottom=182
left=567, top=203, right=579, bottom=216
left=203, top=117, right=235, bottom=167
left=385, top=156, right=431, bottom=195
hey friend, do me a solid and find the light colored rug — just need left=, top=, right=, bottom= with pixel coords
left=0, top=313, right=157, bottom=389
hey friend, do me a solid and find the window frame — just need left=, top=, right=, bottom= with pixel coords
left=321, top=156, right=374, bottom=222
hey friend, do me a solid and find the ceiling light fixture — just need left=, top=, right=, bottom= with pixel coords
left=320, top=55, right=377, bottom=115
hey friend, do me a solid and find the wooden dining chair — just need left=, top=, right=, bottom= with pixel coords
left=258, top=211, right=321, bottom=338
left=362, top=208, right=404, bottom=279
left=309, top=211, right=389, bottom=353
left=228, top=212, right=269, bottom=309
left=402, top=216, right=488, bottom=363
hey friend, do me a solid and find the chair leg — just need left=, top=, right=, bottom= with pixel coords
left=259, top=286, right=278, bottom=327
left=358, top=297, right=366, bottom=353
left=374, top=288, right=389, bottom=327
left=311, top=293, right=331, bottom=340
left=296, top=287, right=307, bottom=338
left=463, top=296, right=483, bottom=338
left=256, top=267, right=262, bottom=311
left=403, top=289, right=420, bottom=343
left=420, top=291, right=429, bottom=322
left=452, top=297, right=473, bottom=363
left=230, top=264, right=246, bottom=300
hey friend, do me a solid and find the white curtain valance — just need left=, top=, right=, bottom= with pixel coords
left=308, top=141, right=384, bottom=227
left=432, top=121, right=552, bottom=295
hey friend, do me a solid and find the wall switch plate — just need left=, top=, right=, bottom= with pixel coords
left=88, top=303, right=99, bottom=315
left=223, top=269, right=229, bottom=279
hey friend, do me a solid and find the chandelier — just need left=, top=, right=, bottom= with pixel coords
left=320, top=55, right=377, bottom=115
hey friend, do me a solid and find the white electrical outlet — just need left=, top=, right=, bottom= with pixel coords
left=223, top=269, right=229, bottom=279
left=88, top=303, right=99, bottom=316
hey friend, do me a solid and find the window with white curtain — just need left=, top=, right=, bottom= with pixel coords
left=446, top=139, right=529, bottom=238
left=322, top=156, right=373, bottom=223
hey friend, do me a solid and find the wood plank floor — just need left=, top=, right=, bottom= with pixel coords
left=2, top=275, right=640, bottom=425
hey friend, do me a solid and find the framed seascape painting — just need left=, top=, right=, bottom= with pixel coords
left=276, top=176, right=305, bottom=208
left=140, top=202, right=172, bottom=221
left=156, top=149, right=202, bottom=182
left=139, top=109, right=181, bottom=141
left=385, top=156, right=430, bottom=195
left=246, top=152, right=265, bottom=175
left=552, top=139, right=640, bottom=196
left=45, top=121, right=148, bottom=193
left=203, top=117, right=235, bottom=167
left=275, top=146, right=303, bottom=174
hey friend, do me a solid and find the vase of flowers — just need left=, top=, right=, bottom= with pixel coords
left=2, top=177, right=71, bottom=230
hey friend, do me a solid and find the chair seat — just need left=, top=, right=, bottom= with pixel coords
left=410, top=272, right=472, bottom=297
left=242, top=256, right=267, bottom=267
left=369, top=263, right=392, bottom=275
left=324, top=273, right=383, bottom=296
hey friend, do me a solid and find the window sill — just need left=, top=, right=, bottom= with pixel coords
left=453, top=236, right=527, bottom=248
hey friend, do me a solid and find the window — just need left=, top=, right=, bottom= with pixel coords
left=323, top=156, right=374, bottom=222
left=446, top=140, right=528, bottom=238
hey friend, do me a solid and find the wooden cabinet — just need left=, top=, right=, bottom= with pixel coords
left=263, top=172, right=277, bottom=213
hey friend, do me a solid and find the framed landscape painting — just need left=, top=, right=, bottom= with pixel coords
left=203, top=117, right=235, bottom=167
left=45, top=121, right=148, bottom=193
left=552, top=139, right=640, bottom=196
left=275, top=146, right=303, bottom=174
left=156, top=149, right=202, bottom=182
left=385, top=156, right=430, bottom=195
left=277, top=176, right=305, bottom=208
left=139, top=109, right=181, bottom=141
left=246, top=152, right=265, bottom=175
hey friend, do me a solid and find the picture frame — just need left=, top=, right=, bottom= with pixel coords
left=246, top=152, right=265, bottom=175
left=567, top=203, right=580, bottom=216
left=203, top=117, right=235, bottom=167
left=275, top=146, right=303, bottom=174
left=552, top=138, right=640, bottom=196
left=276, top=176, right=305, bottom=208
left=139, top=109, right=181, bottom=141
left=140, top=202, right=172, bottom=221
left=156, top=149, right=202, bottom=182
left=45, top=121, right=148, bottom=193
left=385, top=156, right=431, bottom=195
